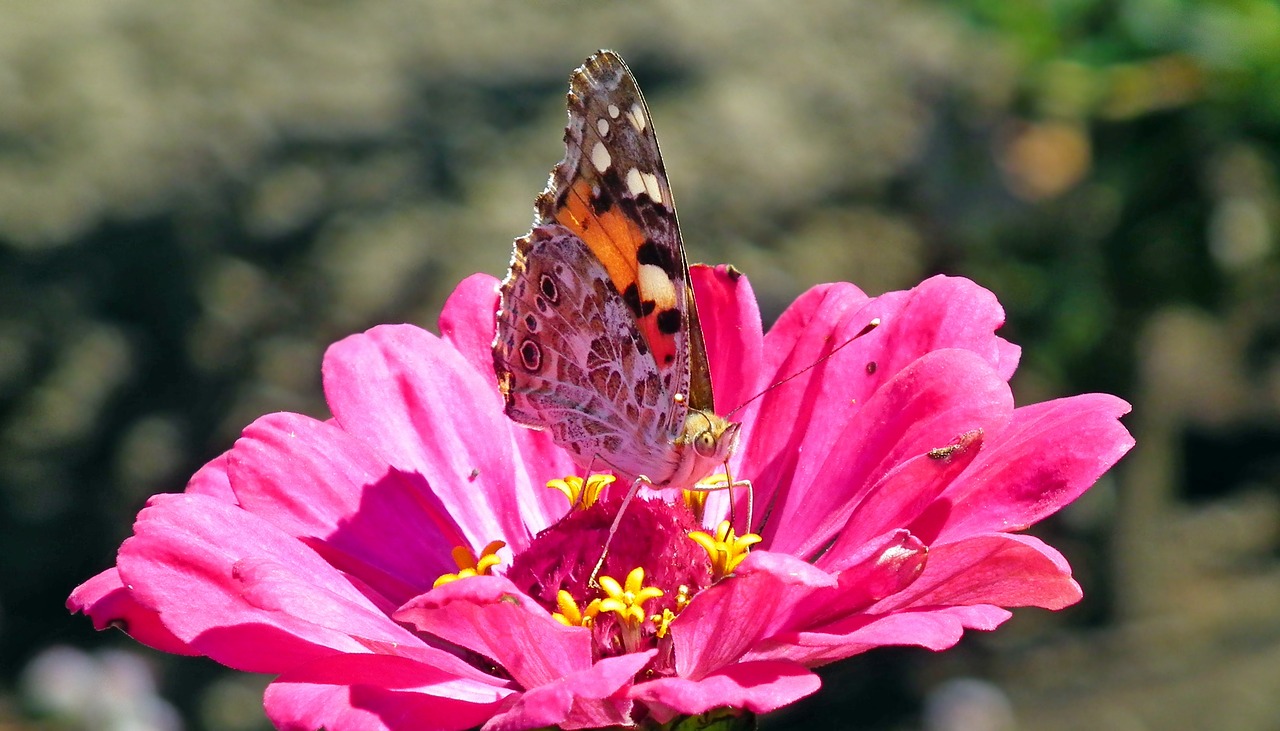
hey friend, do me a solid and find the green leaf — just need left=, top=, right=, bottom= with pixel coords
left=650, top=708, right=757, bottom=731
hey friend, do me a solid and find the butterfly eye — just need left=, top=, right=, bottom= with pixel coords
left=694, top=430, right=718, bottom=458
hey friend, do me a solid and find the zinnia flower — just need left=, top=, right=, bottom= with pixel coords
left=69, top=267, right=1133, bottom=730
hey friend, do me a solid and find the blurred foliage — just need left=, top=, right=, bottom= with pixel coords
left=1, top=1, right=1278, bottom=730
left=939, top=0, right=1280, bottom=393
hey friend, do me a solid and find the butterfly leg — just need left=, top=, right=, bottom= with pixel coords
left=687, top=463, right=754, bottom=534
left=717, top=460, right=754, bottom=534
left=588, top=474, right=653, bottom=588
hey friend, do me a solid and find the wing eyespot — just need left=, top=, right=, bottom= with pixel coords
left=539, top=274, right=560, bottom=303
left=518, top=340, right=543, bottom=372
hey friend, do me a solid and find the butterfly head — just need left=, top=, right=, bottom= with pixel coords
left=674, top=409, right=741, bottom=483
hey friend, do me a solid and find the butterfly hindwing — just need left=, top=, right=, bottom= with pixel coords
left=495, top=225, right=680, bottom=479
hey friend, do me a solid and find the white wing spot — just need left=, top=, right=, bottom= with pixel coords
left=627, top=103, right=647, bottom=131
left=638, top=263, right=677, bottom=310
left=625, top=168, right=646, bottom=197
left=642, top=171, right=663, bottom=205
left=596, top=118, right=609, bottom=136
left=591, top=142, right=611, bottom=173
left=607, top=103, right=620, bottom=119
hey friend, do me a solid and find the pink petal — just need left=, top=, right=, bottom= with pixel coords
left=996, top=339, right=1022, bottom=380
left=396, top=576, right=593, bottom=689
left=766, top=349, right=1014, bottom=558
left=437, top=276, right=579, bottom=526
left=875, top=533, right=1082, bottom=612
left=928, top=393, right=1134, bottom=544
left=438, top=273, right=501, bottom=379
left=66, top=568, right=196, bottom=656
left=265, top=652, right=510, bottom=731
left=745, top=605, right=1012, bottom=666
left=117, top=493, right=416, bottom=673
left=868, top=275, right=1018, bottom=383
left=690, top=264, right=765, bottom=417
left=844, top=605, right=1014, bottom=648
left=690, top=264, right=765, bottom=523
left=819, top=430, right=984, bottom=568
left=735, top=282, right=872, bottom=522
left=691, top=532, right=922, bottom=670
left=323, top=324, right=549, bottom=549
left=230, top=555, right=436, bottom=650
left=631, top=660, right=820, bottom=721
left=484, top=685, right=573, bottom=731
left=484, top=651, right=656, bottom=731
left=230, top=412, right=460, bottom=606
left=501, top=428, right=579, bottom=536
left=185, top=451, right=237, bottom=503
left=740, top=276, right=1016, bottom=528
left=673, top=551, right=836, bottom=679
left=941, top=604, right=1016, bottom=631
left=795, top=530, right=928, bottom=629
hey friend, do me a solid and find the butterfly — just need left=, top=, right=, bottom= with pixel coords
left=493, top=50, right=740, bottom=490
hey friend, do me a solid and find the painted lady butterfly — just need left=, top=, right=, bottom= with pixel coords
left=493, top=50, right=740, bottom=490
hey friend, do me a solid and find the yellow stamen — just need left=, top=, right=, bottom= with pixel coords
left=653, top=607, right=676, bottom=638
left=547, top=474, right=616, bottom=510
left=651, top=585, right=691, bottom=638
left=596, top=567, right=664, bottom=629
left=683, top=472, right=741, bottom=522
left=689, top=521, right=762, bottom=579
left=674, top=583, right=692, bottom=611
left=682, top=488, right=708, bottom=521
left=433, top=540, right=506, bottom=587
left=552, top=589, right=602, bottom=627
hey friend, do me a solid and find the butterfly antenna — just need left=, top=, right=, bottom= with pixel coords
left=724, top=318, right=880, bottom=419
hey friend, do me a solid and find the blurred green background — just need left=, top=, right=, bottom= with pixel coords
left=3, top=2, right=1279, bottom=730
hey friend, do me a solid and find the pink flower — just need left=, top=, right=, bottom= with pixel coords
left=69, top=268, right=1133, bottom=730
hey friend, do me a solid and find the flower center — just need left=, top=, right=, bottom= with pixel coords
left=505, top=493, right=714, bottom=661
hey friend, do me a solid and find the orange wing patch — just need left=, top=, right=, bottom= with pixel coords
left=550, top=177, right=681, bottom=368
left=553, top=177, right=642, bottom=289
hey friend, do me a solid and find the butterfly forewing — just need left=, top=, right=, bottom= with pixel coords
left=537, top=51, right=714, bottom=411
left=494, top=50, right=724, bottom=487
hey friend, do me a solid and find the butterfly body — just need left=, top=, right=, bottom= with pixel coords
left=493, top=50, right=739, bottom=488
